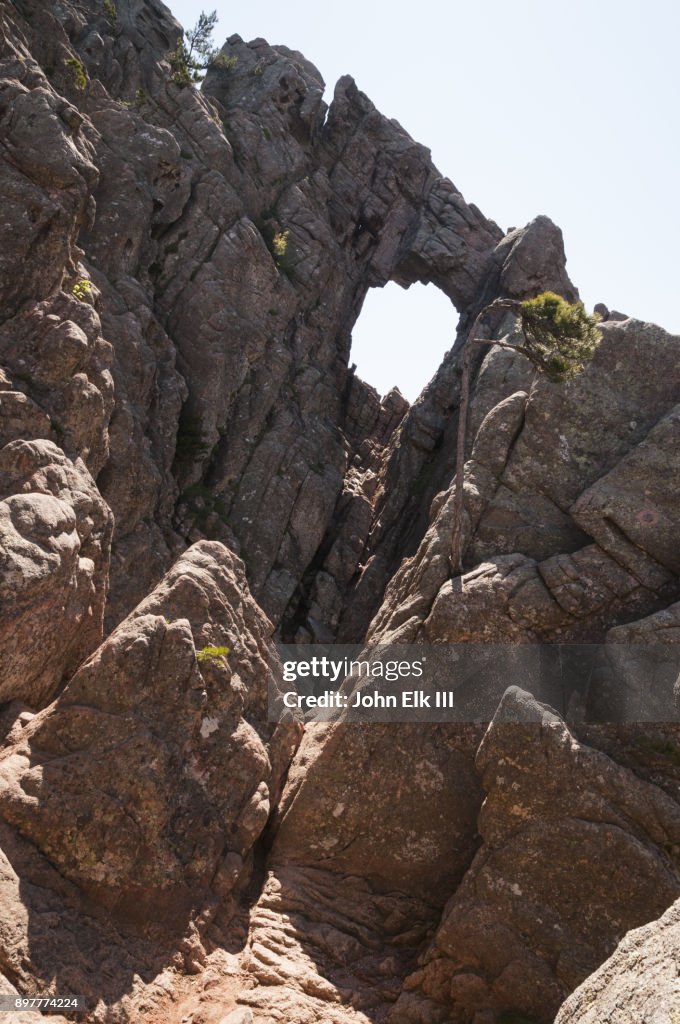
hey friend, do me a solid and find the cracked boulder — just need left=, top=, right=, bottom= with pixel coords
left=571, top=400, right=680, bottom=581
left=270, top=721, right=483, bottom=903
left=0, top=439, right=112, bottom=708
left=468, top=317, right=680, bottom=568
left=584, top=600, right=680, bottom=723
left=372, top=317, right=680, bottom=649
left=0, top=541, right=299, bottom=932
left=389, top=688, right=680, bottom=1024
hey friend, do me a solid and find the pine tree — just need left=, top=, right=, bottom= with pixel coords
left=170, top=10, right=220, bottom=86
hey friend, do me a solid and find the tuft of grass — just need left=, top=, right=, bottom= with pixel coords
left=272, top=230, right=289, bottom=260
left=71, top=278, right=93, bottom=301
left=211, top=53, right=238, bottom=71
left=271, top=229, right=297, bottom=279
left=197, top=644, right=230, bottom=664
left=65, top=58, right=87, bottom=90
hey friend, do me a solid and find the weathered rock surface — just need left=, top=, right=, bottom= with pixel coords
left=230, top=719, right=482, bottom=1024
left=0, top=816, right=181, bottom=1021
left=239, top=865, right=435, bottom=1024
left=371, top=315, right=680, bottom=649
left=389, top=689, right=680, bottom=1024
left=1, top=0, right=507, bottom=632
left=555, top=897, right=680, bottom=1023
left=571, top=397, right=680, bottom=580
left=0, top=439, right=112, bottom=708
left=271, top=722, right=483, bottom=902
left=588, top=600, right=680, bottom=723
left=1, top=0, right=680, bottom=1021
left=0, top=541, right=298, bottom=931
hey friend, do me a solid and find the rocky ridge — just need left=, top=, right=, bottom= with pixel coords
left=1, top=0, right=680, bottom=1021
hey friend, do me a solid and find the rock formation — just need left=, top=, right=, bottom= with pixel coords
left=555, top=896, right=680, bottom=1024
left=388, top=689, right=680, bottom=1023
left=1, top=0, right=680, bottom=1020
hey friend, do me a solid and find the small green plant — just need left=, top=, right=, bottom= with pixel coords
left=185, top=9, right=219, bottom=73
left=273, top=229, right=296, bottom=279
left=272, top=230, right=289, bottom=261
left=211, top=53, right=238, bottom=71
left=65, top=57, right=87, bottom=90
left=134, top=87, right=146, bottom=106
left=71, top=278, right=93, bottom=301
left=103, top=0, right=117, bottom=23
left=196, top=644, right=230, bottom=664
left=169, top=40, right=192, bottom=87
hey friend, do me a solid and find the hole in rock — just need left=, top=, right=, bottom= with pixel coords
left=350, top=281, right=458, bottom=403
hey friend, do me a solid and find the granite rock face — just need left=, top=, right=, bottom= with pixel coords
left=554, top=897, right=680, bottom=1024
left=388, top=689, right=680, bottom=1023
left=0, top=439, right=112, bottom=708
left=1, top=0, right=504, bottom=633
left=271, top=722, right=483, bottom=902
left=1, top=0, right=680, bottom=1021
left=0, top=541, right=297, bottom=932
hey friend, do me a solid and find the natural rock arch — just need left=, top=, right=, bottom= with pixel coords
left=349, top=280, right=459, bottom=402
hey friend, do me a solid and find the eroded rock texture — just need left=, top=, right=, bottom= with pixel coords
left=3, top=0, right=506, bottom=634
left=0, top=439, right=112, bottom=707
left=1, top=0, right=680, bottom=1021
left=388, top=689, right=680, bottom=1023
left=0, top=541, right=296, bottom=930
left=555, top=897, right=680, bottom=1024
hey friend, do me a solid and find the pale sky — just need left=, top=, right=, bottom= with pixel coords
left=169, top=0, right=680, bottom=401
